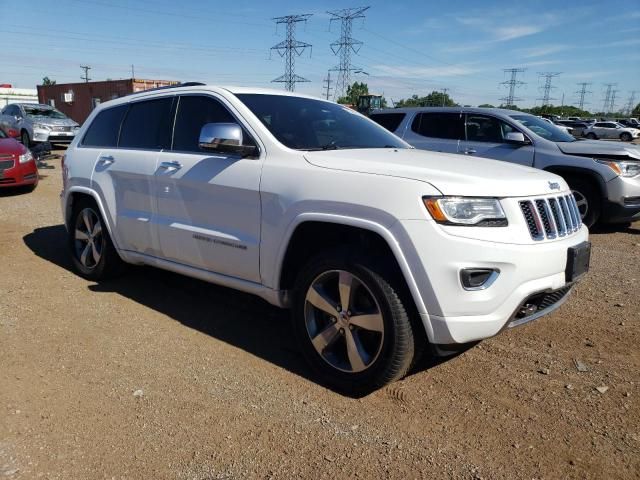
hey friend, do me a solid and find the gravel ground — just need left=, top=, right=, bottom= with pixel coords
left=1, top=151, right=639, bottom=479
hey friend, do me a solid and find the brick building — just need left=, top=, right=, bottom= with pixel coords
left=37, top=78, right=179, bottom=124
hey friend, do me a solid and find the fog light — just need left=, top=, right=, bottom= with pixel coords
left=460, top=268, right=499, bottom=290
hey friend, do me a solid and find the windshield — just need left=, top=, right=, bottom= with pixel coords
left=23, top=106, right=68, bottom=120
left=235, top=94, right=408, bottom=150
left=510, top=114, right=576, bottom=142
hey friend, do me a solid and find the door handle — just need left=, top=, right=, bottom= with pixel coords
left=159, top=161, right=182, bottom=171
left=462, top=149, right=476, bottom=155
left=97, top=155, right=114, bottom=165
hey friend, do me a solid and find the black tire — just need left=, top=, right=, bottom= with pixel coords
left=586, top=132, right=597, bottom=140
left=68, top=197, right=126, bottom=280
left=292, top=249, right=417, bottom=394
left=620, top=132, right=632, bottom=142
left=21, top=130, right=31, bottom=147
left=568, top=178, right=601, bottom=228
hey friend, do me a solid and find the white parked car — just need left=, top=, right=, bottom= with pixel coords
left=584, top=121, right=640, bottom=141
left=60, top=85, right=590, bottom=393
left=539, top=117, right=572, bottom=135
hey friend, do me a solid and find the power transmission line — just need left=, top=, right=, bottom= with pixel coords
left=624, top=91, right=637, bottom=116
left=500, top=68, right=526, bottom=106
left=609, top=89, right=619, bottom=114
left=270, top=14, right=313, bottom=92
left=575, top=82, right=592, bottom=110
left=537, top=72, right=561, bottom=106
left=322, top=70, right=333, bottom=100
left=328, top=6, right=370, bottom=99
left=602, top=83, right=616, bottom=114
left=80, top=65, right=91, bottom=83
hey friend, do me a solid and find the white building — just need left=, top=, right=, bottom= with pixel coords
left=0, top=87, right=38, bottom=108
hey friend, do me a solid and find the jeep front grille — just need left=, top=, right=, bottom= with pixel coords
left=519, top=194, right=581, bottom=240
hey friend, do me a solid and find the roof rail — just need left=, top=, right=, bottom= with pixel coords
left=126, top=81, right=206, bottom=96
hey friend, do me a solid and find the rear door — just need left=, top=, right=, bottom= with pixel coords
left=457, top=113, right=535, bottom=167
left=155, top=94, right=263, bottom=283
left=400, top=111, right=463, bottom=153
left=90, top=96, right=175, bottom=256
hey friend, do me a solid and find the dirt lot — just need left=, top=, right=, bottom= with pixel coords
left=1, top=151, right=639, bottom=479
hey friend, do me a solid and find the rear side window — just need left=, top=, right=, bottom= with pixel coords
left=369, top=112, right=406, bottom=132
left=172, top=95, right=237, bottom=152
left=411, top=112, right=463, bottom=140
left=119, top=97, right=174, bottom=149
left=465, top=114, right=516, bottom=143
left=82, top=104, right=128, bottom=147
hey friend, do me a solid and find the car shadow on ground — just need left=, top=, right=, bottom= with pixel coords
left=591, top=222, right=640, bottom=235
left=23, top=224, right=452, bottom=397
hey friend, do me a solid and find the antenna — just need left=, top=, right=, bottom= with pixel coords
left=327, top=6, right=370, bottom=99
left=270, top=14, right=313, bottom=92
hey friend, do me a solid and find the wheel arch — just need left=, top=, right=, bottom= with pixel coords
left=274, top=215, right=429, bottom=331
left=64, top=187, right=119, bottom=249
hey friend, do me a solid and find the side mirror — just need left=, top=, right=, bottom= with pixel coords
left=505, top=131, right=528, bottom=144
left=198, top=122, right=257, bottom=157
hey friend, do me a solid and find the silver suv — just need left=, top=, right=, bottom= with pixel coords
left=371, top=107, right=640, bottom=227
left=0, top=103, right=80, bottom=147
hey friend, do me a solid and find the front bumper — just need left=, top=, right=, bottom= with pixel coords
left=0, top=159, right=38, bottom=187
left=603, top=175, right=640, bottom=224
left=33, top=129, right=77, bottom=143
left=393, top=219, right=589, bottom=344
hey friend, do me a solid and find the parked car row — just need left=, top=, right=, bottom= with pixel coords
left=0, top=103, right=79, bottom=147
left=370, top=107, right=640, bottom=227
left=0, top=126, right=38, bottom=190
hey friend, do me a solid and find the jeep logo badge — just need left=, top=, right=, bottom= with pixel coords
left=548, top=181, right=560, bottom=191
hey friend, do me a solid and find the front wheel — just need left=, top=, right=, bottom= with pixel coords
left=21, top=130, right=31, bottom=147
left=293, top=251, right=417, bottom=394
left=586, top=132, right=597, bottom=140
left=620, top=132, right=632, bottom=142
left=568, top=178, right=601, bottom=228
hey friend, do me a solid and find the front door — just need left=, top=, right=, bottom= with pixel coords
left=457, top=113, right=535, bottom=167
left=155, top=94, right=262, bottom=283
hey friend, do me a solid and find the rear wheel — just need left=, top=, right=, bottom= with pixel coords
left=586, top=132, right=597, bottom=140
left=568, top=178, right=601, bottom=228
left=293, top=250, right=417, bottom=394
left=620, top=132, right=632, bottom=142
left=68, top=198, right=125, bottom=280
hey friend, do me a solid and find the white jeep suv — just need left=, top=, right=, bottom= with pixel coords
left=61, top=84, right=590, bottom=393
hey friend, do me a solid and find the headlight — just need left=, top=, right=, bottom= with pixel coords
left=19, top=151, right=34, bottom=164
left=423, top=197, right=507, bottom=226
left=33, top=123, right=51, bottom=131
left=596, top=159, right=640, bottom=178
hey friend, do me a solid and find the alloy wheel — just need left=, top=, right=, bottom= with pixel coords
left=304, top=270, right=385, bottom=373
left=572, top=190, right=588, bottom=220
left=74, top=208, right=104, bottom=269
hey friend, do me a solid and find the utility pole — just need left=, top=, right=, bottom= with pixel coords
left=537, top=72, right=561, bottom=106
left=80, top=65, right=91, bottom=83
left=441, top=88, right=450, bottom=107
left=328, top=6, right=370, bottom=100
left=500, top=68, right=526, bottom=106
left=575, top=82, right=592, bottom=110
left=131, top=64, right=135, bottom=78
left=624, top=91, right=637, bottom=116
left=270, top=14, right=313, bottom=92
left=602, top=83, right=616, bottom=114
left=322, top=70, right=333, bottom=100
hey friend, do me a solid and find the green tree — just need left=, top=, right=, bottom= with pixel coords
left=41, top=77, right=56, bottom=86
left=478, top=103, right=495, bottom=108
left=633, top=103, right=640, bottom=117
left=337, top=81, right=369, bottom=105
left=395, top=91, right=457, bottom=108
left=527, top=105, right=592, bottom=117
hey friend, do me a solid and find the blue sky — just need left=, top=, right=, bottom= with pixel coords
left=1, top=0, right=639, bottom=109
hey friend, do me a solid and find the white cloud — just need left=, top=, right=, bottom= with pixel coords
left=519, top=44, right=571, bottom=58
left=492, top=25, right=543, bottom=42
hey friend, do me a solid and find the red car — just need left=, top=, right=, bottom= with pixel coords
left=0, top=127, right=38, bottom=190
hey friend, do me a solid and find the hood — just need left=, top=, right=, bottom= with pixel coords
left=29, top=116, right=78, bottom=127
left=556, top=140, right=640, bottom=160
left=0, top=137, right=27, bottom=156
left=304, top=148, right=564, bottom=197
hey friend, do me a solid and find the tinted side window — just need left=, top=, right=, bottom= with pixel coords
left=119, top=97, right=174, bottom=149
left=411, top=112, right=463, bottom=140
left=82, top=104, right=128, bottom=147
left=594, top=122, right=607, bottom=127
left=369, top=112, right=406, bottom=132
left=172, top=95, right=237, bottom=152
left=465, top=115, right=515, bottom=143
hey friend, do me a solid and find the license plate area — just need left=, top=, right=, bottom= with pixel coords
left=566, top=241, right=591, bottom=283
